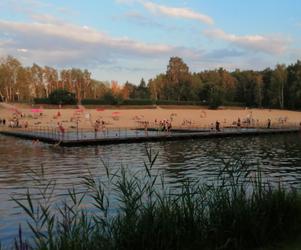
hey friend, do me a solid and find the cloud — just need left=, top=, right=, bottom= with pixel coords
left=140, top=1, right=214, bottom=25
left=0, top=17, right=204, bottom=68
left=116, top=0, right=214, bottom=25
left=122, top=11, right=164, bottom=28
left=204, top=28, right=289, bottom=55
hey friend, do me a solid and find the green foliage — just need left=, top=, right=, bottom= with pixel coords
left=81, top=99, right=108, bottom=105
left=9, top=152, right=301, bottom=250
left=102, top=91, right=120, bottom=105
left=33, top=98, right=51, bottom=104
left=121, top=99, right=154, bottom=105
left=81, top=98, right=204, bottom=106
left=3, top=55, right=301, bottom=110
left=156, top=99, right=204, bottom=105
left=48, top=89, right=77, bottom=105
left=208, top=85, right=224, bottom=109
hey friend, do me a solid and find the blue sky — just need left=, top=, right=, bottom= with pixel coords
left=0, top=0, right=300, bottom=84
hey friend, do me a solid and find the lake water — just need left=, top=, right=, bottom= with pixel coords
left=1, top=133, right=301, bottom=246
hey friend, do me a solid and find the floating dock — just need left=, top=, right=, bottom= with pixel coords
left=0, top=127, right=299, bottom=147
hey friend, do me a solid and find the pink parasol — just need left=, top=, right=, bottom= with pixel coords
left=31, top=108, right=43, bottom=113
left=112, top=111, right=120, bottom=115
left=75, top=108, right=84, bottom=113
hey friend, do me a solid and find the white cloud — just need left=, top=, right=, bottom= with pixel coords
left=204, top=28, right=289, bottom=55
left=116, top=0, right=214, bottom=25
left=0, top=19, right=173, bottom=54
left=141, top=1, right=214, bottom=25
left=0, top=18, right=204, bottom=68
left=17, top=48, right=28, bottom=52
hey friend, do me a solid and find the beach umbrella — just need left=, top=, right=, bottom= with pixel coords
left=75, top=108, right=84, bottom=113
left=112, top=111, right=120, bottom=116
left=31, top=108, right=43, bottom=113
left=96, top=108, right=105, bottom=111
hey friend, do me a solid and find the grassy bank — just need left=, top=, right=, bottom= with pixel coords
left=4, top=150, right=301, bottom=250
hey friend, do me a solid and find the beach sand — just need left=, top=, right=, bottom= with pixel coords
left=1, top=104, right=301, bottom=131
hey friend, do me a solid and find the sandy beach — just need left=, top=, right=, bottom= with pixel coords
left=1, top=103, right=301, bottom=131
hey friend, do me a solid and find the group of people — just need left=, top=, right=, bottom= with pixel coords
left=210, top=121, right=221, bottom=132
left=94, top=119, right=106, bottom=136
left=158, top=119, right=172, bottom=132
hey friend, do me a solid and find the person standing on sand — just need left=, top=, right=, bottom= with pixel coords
left=94, top=120, right=100, bottom=137
left=267, top=119, right=271, bottom=129
left=237, top=118, right=241, bottom=128
left=58, top=122, right=65, bottom=138
left=215, top=121, right=220, bottom=132
left=144, top=121, right=149, bottom=136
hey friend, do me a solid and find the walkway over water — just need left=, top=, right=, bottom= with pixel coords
left=0, top=126, right=300, bottom=147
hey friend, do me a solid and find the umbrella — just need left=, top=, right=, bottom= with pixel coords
left=96, top=108, right=105, bottom=111
left=31, top=108, right=43, bottom=113
left=75, top=108, right=84, bottom=113
left=112, top=111, right=120, bottom=115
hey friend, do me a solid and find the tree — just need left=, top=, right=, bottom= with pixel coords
left=48, top=89, right=76, bottom=105
left=0, top=56, right=22, bottom=101
left=261, top=68, right=273, bottom=107
left=166, top=57, right=191, bottom=101
left=122, top=81, right=136, bottom=99
left=136, top=78, right=149, bottom=99
left=208, top=84, right=224, bottom=109
left=271, top=64, right=287, bottom=109
left=287, top=61, right=301, bottom=109
left=148, top=74, right=168, bottom=100
left=43, top=66, right=58, bottom=97
left=30, top=63, right=44, bottom=98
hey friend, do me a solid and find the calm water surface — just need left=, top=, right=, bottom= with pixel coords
left=1, top=133, right=301, bottom=245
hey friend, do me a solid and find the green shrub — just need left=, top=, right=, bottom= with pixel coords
left=33, top=98, right=51, bottom=104
left=155, top=100, right=204, bottom=105
left=102, top=92, right=119, bottom=105
left=122, top=99, right=155, bottom=105
left=48, top=89, right=77, bottom=105
left=81, top=99, right=108, bottom=105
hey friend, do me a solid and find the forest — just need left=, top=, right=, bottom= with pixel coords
left=0, top=55, right=301, bottom=109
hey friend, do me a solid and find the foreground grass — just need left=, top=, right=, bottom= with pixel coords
left=5, top=149, right=301, bottom=250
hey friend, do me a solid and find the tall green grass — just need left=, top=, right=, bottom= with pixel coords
left=7, top=148, right=301, bottom=250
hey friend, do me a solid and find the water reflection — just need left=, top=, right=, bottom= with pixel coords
left=1, top=134, right=301, bottom=244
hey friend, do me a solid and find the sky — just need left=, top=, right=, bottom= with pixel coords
left=0, top=0, right=300, bottom=85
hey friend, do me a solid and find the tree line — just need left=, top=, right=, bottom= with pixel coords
left=0, top=55, right=301, bottom=109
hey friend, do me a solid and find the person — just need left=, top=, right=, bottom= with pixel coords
left=267, top=119, right=271, bottom=129
left=3, top=119, right=6, bottom=126
left=215, top=121, right=220, bottom=132
left=94, top=120, right=100, bottom=137
left=58, top=122, right=65, bottom=137
left=237, top=118, right=241, bottom=128
left=167, top=121, right=172, bottom=132
left=144, top=121, right=149, bottom=136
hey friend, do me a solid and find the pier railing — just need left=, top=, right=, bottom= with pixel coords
left=0, top=121, right=300, bottom=142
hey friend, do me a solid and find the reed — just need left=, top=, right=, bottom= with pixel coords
left=6, top=148, right=301, bottom=250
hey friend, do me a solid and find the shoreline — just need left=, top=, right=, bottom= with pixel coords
left=0, top=103, right=300, bottom=131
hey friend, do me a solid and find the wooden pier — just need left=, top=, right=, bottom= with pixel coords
left=0, top=127, right=300, bottom=147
